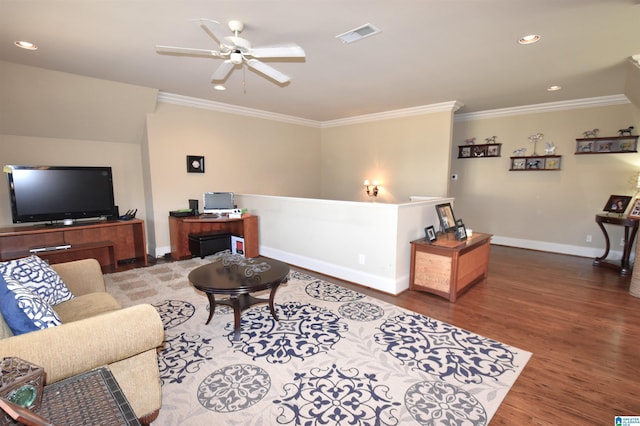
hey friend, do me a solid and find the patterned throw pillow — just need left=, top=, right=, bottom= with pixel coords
left=0, top=255, right=74, bottom=305
left=0, top=274, right=61, bottom=335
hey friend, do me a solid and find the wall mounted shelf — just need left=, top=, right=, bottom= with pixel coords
left=458, top=143, right=501, bottom=159
left=575, top=136, right=638, bottom=154
left=509, top=155, right=561, bottom=171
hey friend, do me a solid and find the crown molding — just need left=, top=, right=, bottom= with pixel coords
left=454, top=94, right=630, bottom=122
left=159, top=92, right=463, bottom=128
left=157, top=92, right=322, bottom=128
left=320, top=101, right=464, bottom=128
left=159, top=91, right=630, bottom=128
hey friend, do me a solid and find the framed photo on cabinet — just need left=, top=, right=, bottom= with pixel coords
left=436, top=203, right=456, bottom=232
left=603, top=195, right=632, bottom=214
left=628, top=199, right=640, bottom=219
left=425, top=226, right=437, bottom=243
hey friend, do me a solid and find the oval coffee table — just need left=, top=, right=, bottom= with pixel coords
left=188, top=253, right=290, bottom=340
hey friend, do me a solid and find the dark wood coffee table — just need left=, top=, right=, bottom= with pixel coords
left=188, top=254, right=290, bottom=340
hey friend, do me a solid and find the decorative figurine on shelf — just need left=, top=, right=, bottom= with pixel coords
left=544, top=141, right=556, bottom=155
left=528, top=133, right=544, bottom=155
left=513, top=147, right=526, bottom=156
left=485, top=136, right=497, bottom=143
left=618, top=126, right=635, bottom=136
left=582, top=128, right=600, bottom=138
left=464, top=137, right=476, bottom=145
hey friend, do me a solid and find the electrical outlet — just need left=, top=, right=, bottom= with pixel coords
left=621, top=238, right=625, bottom=247
left=586, top=234, right=592, bottom=242
left=358, top=254, right=366, bottom=265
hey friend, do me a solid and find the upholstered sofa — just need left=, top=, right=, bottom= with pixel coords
left=0, top=258, right=164, bottom=424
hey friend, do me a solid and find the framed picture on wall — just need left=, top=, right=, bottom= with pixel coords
left=436, top=203, right=456, bottom=232
left=603, top=195, right=632, bottom=214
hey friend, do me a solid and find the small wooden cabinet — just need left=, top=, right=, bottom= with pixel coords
left=409, top=232, right=492, bottom=302
left=169, top=215, right=259, bottom=260
left=0, top=219, right=148, bottom=272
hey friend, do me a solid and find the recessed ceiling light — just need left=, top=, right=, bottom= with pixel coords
left=336, top=23, right=381, bottom=44
left=213, top=85, right=226, bottom=91
left=14, top=40, right=38, bottom=50
left=547, top=85, right=562, bottom=91
left=518, top=34, right=540, bottom=45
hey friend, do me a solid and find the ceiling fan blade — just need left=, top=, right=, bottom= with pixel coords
left=156, top=45, right=221, bottom=56
left=250, top=44, right=306, bottom=59
left=245, top=59, right=290, bottom=84
left=195, top=19, right=229, bottom=46
left=211, top=60, right=235, bottom=81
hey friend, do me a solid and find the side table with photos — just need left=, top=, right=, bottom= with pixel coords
left=593, top=195, right=640, bottom=276
left=593, top=213, right=639, bottom=276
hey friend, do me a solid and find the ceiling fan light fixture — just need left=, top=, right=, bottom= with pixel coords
left=547, top=85, right=562, bottom=91
left=518, top=34, right=540, bottom=45
left=336, top=23, right=381, bottom=44
left=213, top=84, right=226, bottom=91
left=230, top=51, right=243, bottom=64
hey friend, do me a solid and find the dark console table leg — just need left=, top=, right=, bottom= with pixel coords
left=593, top=213, right=639, bottom=276
left=593, top=219, right=610, bottom=266
left=620, top=225, right=638, bottom=275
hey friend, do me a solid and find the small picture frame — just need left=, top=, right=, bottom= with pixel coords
left=455, top=219, right=467, bottom=241
left=436, top=203, right=457, bottom=232
left=187, top=155, right=205, bottom=173
left=425, top=226, right=437, bottom=243
left=603, top=195, right=632, bottom=214
left=628, top=198, right=640, bottom=219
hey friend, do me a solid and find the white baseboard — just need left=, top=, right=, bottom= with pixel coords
left=156, top=238, right=623, bottom=293
left=490, top=235, right=623, bottom=259
left=259, top=246, right=406, bottom=295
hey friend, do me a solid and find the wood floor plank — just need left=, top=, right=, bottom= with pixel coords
left=299, top=244, right=640, bottom=425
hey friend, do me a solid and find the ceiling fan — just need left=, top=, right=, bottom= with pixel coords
left=156, top=19, right=305, bottom=85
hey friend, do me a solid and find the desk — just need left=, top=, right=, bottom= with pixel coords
left=409, top=232, right=492, bottom=302
left=169, top=215, right=258, bottom=259
left=593, top=213, right=639, bottom=276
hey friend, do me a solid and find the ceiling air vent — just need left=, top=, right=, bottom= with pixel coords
left=336, top=23, right=381, bottom=44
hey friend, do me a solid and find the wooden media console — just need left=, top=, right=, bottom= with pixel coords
left=0, top=219, right=148, bottom=272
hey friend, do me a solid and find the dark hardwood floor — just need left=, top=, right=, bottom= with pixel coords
left=298, top=244, right=640, bottom=425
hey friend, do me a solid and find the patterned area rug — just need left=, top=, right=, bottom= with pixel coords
left=104, top=256, right=531, bottom=426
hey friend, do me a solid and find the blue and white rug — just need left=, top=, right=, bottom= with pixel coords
left=104, top=256, right=531, bottom=426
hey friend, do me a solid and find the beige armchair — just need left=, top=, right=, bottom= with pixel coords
left=0, top=258, right=164, bottom=424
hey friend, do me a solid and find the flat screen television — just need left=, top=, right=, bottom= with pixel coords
left=5, top=165, right=116, bottom=224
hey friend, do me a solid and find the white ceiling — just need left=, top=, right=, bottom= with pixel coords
left=1, top=0, right=639, bottom=122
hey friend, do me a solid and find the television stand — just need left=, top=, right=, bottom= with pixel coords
left=29, top=244, right=72, bottom=253
left=0, top=219, right=147, bottom=272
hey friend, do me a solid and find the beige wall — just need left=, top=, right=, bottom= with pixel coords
left=451, top=102, right=640, bottom=254
left=0, top=135, right=146, bottom=226
left=320, top=111, right=454, bottom=203
left=0, top=62, right=155, bottom=228
left=145, top=102, right=322, bottom=254
left=3, top=61, right=640, bottom=261
left=0, top=61, right=157, bottom=144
